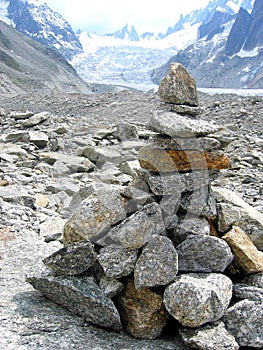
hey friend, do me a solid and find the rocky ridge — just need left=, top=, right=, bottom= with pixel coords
left=0, top=64, right=263, bottom=349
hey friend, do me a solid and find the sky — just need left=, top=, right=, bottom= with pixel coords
left=44, top=0, right=211, bottom=35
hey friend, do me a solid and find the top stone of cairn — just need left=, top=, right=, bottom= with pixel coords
left=158, top=62, right=198, bottom=107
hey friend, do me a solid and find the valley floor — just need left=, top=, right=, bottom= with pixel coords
left=0, top=88, right=262, bottom=349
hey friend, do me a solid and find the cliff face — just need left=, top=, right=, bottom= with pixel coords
left=151, top=0, right=263, bottom=88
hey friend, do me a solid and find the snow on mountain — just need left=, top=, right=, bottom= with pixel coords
left=151, top=0, right=263, bottom=88
left=1, top=0, right=83, bottom=59
left=0, top=0, right=12, bottom=24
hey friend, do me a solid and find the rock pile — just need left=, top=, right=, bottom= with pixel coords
left=26, top=63, right=263, bottom=349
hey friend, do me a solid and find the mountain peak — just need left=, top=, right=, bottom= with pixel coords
left=105, top=24, right=140, bottom=41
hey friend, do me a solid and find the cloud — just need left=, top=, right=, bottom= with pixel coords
left=45, top=0, right=210, bottom=34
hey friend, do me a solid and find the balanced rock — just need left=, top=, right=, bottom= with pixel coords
left=158, top=62, right=198, bottom=106
left=116, top=279, right=169, bottom=339
left=43, top=240, right=97, bottom=275
left=27, top=270, right=122, bottom=331
left=176, top=235, right=234, bottom=272
left=163, top=273, right=232, bottom=327
left=179, top=321, right=239, bottom=350
left=213, top=186, right=263, bottom=250
left=134, top=235, right=178, bottom=288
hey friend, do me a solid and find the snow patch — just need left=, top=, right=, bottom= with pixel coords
left=237, top=47, right=260, bottom=58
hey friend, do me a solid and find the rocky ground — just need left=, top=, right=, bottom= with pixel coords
left=0, top=88, right=263, bottom=349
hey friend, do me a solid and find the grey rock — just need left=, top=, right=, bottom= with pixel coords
left=223, top=299, right=263, bottom=348
left=99, top=274, right=124, bottom=298
left=134, top=235, right=178, bottom=288
left=26, top=270, right=122, bottom=331
left=176, top=235, right=234, bottom=272
left=217, top=203, right=242, bottom=233
left=179, top=321, right=239, bottom=350
left=39, top=151, right=95, bottom=173
left=241, top=272, right=263, bottom=288
left=180, top=185, right=217, bottom=217
left=43, top=240, right=97, bottom=275
left=82, top=146, right=123, bottom=166
left=98, top=244, right=138, bottom=278
left=63, top=185, right=127, bottom=246
left=46, top=178, right=80, bottom=195
left=159, top=195, right=179, bottom=229
left=163, top=273, right=232, bottom=327
left=22, top=111, right=49, bottom=127
left=8, top=110, right=34, bottom=119
left=115, top=121, right=139, bottom=140
left=151, top=135, right=221, bottom=151
left=233, top=283, right=263, bottom=302
left=0, top=185, right=34, bottom=208
left=169, top=217, right=210, bottom=246
left=28, top=131, right=49, bottom=148
left=158, top=62, right=198, bottom=107
left=149, top=112, right=219, bottom=138
left=4, top=130, right=30, bottom=143
left=141, top=170, right=211, bottom=196
left=107, top=202, right=165, bottom=249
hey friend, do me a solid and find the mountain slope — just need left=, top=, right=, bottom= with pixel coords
left=0, top=20, right=91, bottom=98
left=151, top=0, right=263, bottom=88
left=1, top=0, right=83, bottom=60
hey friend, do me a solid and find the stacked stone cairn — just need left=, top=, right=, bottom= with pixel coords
left=27, top=63, right=263, bottom=349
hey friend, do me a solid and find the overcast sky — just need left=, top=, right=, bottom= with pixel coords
left=44, top=0, right=211, bottom=34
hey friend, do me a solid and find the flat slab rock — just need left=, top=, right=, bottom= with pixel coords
left=26, top=269, right=122, bottom=331
left=149, top=112, right=219, bottom=138
left=138, top=147, right=231, bottom=172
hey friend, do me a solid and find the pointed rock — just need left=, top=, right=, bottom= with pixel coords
left=158, top=62, right=198, bottom=106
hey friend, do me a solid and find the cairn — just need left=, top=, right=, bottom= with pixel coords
left=27, top=63, right=263, bottom=349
